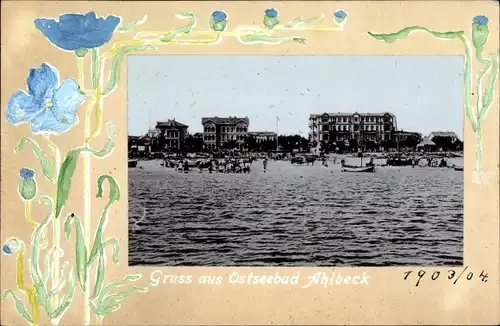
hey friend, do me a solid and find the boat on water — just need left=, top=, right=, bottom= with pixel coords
left=128, top=159, right=138, bottom=168
left=453, top=166, right=464, bottom=171
left=341, top=165, right=375, bottom=173
left=340, top=150, right=375, bottom=173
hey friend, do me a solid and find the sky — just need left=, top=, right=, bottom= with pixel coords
left=127, top=55, right=464, bottom=139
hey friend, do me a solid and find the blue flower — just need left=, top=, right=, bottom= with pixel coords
left=34, top=11, right=120, bottom=51
left=2, top=238, right=22, bottom=256
left=473, top=15, right=488, bottom=25
left=19, top=168, right=35, bottom=180
left=2, top=244, right=12, bottom=255
left=211, top=10, right=227, bottom=23
left=265, top=8, right=278, bottom=18
left=334, top=10, right=347, bottom=19
left=6, top=63, right=85, bottom=134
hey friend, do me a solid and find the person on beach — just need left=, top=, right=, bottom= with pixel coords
left=263, top=157, right=268, bottom=171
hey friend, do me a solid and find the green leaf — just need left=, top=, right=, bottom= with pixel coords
left=285, top=15, right=324, bottom=28
left=90, top=252, right=106, bottom=300
left=368, top=26, right=464, bottom=43
left=102, top=44, right=157, bottom=96
left=159, top=12, right=196, bottom=43
left=50, top=268, right=76, bottom=320
left=88, top=175, right=121, bottom=265
left=30, top=196, right=54, bottom=314
left=239, top=34, right=308, bottom=46
left=101, top=286, right=148, bottom=311
left=102, top=238, right=120, bottom=264
left=1, top=290, right=33, bottom=323
left=64, top=213, right=88, bottom=291
left=15, top=137, right=55, bottom=182
left=480, top=52, right=499, bottom=120
left=55, top=150, right=79, bottom=218
left=98, top=274, right=143, bottom=304
left=96, top=175, right=121, bottom=203
left=55, top=130, right=118, bottom=219
left=117, top=15, right=147, bottom=32
left=89, top=300, right=100, bottom=315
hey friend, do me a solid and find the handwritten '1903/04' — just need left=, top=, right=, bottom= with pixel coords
left=403, top=266, right=489, bottom=287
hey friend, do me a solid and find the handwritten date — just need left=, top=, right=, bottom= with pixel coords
left=403, top=266, right=489, bottom=287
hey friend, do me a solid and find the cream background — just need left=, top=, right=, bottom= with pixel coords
left=1, top=1, right=499, bottom=325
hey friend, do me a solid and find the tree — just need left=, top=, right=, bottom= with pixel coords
left=278, top=134, right=307, bottom=152
left=184, top=134, right=203, bottom=152
left=431, top=136, right=463, bottom=151
left=402, top=133, right=422, bottom=149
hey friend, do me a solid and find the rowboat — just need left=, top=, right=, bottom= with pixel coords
left=128, top=159, right=138, bottom=168
left=341, top=165, right=375, bottom=173
left=453, top=166, right=464, bottom=171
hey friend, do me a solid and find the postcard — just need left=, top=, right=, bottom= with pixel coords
left=1, top=1, right=499, bottom=325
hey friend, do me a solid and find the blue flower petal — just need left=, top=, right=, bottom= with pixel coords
left=473, top=15, right=488, bottom=25
left=58, top=13, right=86, bottom=34
left=29, top=110, right=66, bottom=134
left=34, top=12, right=121, bottom=51
left=265, top=8, right=278, bottom=18
left=51, top=78, right=85, bottom=129
left=6, top=91, right=44, bottom=125
left=20, top=168, right=35, bottom=180
left=212, top=11, right=227, bottom=23
left=27, top=63, right=58, bottom=101
left=334, top=10, right=347, bottom=19
left=34, top=18, right=78, bottom=51
left=2, top=244, right=12, bottom=255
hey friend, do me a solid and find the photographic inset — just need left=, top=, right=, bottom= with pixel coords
left=128, top=55, right=464, bottom=267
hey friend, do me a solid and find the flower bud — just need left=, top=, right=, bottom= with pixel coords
left=210, top=11, right=228, bottom=32
left=2, top=237, right=22, bottom=255
left=264, top=8, right=279, bottom=29
left=74, top=48, right=89, bottom=57
left=18, top=168, right=37, bottom=201
left=333, top=10, right=348, bottom=25
left=472, top=15, right=489, bottom=50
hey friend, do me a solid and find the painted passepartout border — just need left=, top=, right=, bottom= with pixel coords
left=1, top=1, right=499, bottom=325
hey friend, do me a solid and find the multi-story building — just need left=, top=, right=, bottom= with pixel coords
left=309, top=112, right=397, bottom=149
left=247, top=131, right=277, bottom=143
left=155, top=119, right=188, bottom=151
left=201, top=116, right=249, bottom=150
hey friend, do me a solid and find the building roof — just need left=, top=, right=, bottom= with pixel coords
left=248, top=131, right=277, bottom=136
left=309, top=112, right=395, bottom=118
left=416, top=137, right=436, bottom=147
left=202, top=116, right=249, bottom=125
left=396, top=130, right=421, bottom=135
left=156, top=119, right=188, bottom=128
left=429, top=131, right=459, bottom=138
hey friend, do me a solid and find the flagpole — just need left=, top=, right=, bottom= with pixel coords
left=276, top=116, right=279, bottom=151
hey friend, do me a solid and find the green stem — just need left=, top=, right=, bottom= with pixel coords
left=458, top=35, right=478, bottom=132
left=476, top=122, right=482, bottom=172
left=475, top=47, right=491, bottom=119
left=91, top=48, right=99, bottom=89
left=77, top=55, right=92, bottom=326
left=45, top=136, right=61, bottom=325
